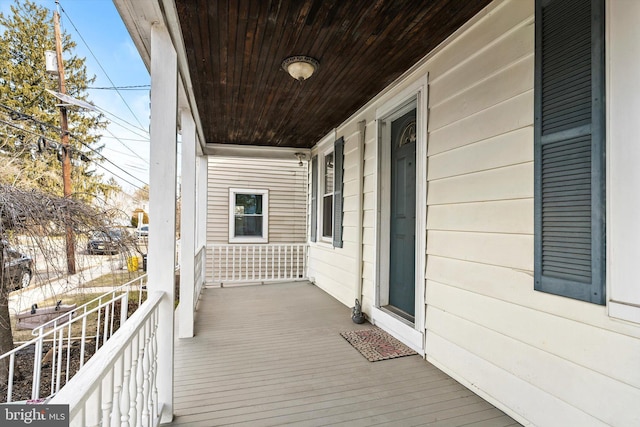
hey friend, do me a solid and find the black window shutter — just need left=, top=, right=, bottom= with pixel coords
left=333, top=137, right=344, bottom=248
left=534, top=0, right=605, bottom=304
left=310, top=155, right=318, bottom=242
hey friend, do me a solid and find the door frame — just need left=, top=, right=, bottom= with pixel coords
left=372, top=75, right=428, bottom=355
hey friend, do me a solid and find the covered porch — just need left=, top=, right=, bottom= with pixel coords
left=170, top=282, right=518, bottom=426
left=44, top=0, right=640, bottom=425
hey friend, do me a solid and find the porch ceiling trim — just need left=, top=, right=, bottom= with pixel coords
left=205, top=143, right=311, bottom=160
left=113, top=0, right=207, bottom=154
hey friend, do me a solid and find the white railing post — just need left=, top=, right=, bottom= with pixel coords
left=121, top=292, right=129, bottom=327
left=7, top=353, right=14, bottom=402
left=32, top=329, right=43, bottom=399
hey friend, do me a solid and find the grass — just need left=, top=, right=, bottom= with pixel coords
left=80, top=270, right=145, bottom=288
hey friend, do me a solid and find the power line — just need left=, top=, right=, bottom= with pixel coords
left=70, top=134, right=148, bottom=186
left=2, top=100, right=150, bottom=165
left=100, top=135, right=150, bottom=143
left=94, top=105, right=149, bottom=137
left=103, top=126, right=149, bottom=165
left=0, top=117, right=146, bottom=190
left=88, top=85, right=150, bottom=90
left=59, top=3, right=148, bottom=131
left=90, top=161, right=145, bottom=190
left=0, top=109, right=149, bottom=188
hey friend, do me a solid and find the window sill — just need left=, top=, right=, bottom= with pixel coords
left=229, top=237, right=268, bottom=244
left=609, top=301, right=640, bottom=324
left=310, top=239, right=335, bottom=249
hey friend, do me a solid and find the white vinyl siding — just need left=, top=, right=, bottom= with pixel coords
left=308, top=133, right=361, bottom=306
left=207, top=157, right=307, bottom=245
left=306, top=0, right=640, bottom=425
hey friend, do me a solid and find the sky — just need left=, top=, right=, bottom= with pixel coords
left=0, top=0, right=151, bottom=192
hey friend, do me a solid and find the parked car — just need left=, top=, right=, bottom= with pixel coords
left=87, top=228, right=128, bottom=255
left=2, top=246, right=33, bottom=290
left=136, top=225, right=149, bottom=238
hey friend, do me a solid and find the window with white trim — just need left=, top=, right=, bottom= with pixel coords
left=310, top=137, right=343, bottom=247
left=321, top=150, right=334, bottom=240
left=229, top=188, right=268, bottom=243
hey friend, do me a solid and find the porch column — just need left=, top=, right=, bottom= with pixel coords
left=179, top=109, right=196, bottom=338
left=149, top=22, right=177, bottom=423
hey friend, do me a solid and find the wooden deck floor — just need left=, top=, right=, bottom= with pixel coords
left=169, top=282, right=519, bottom=426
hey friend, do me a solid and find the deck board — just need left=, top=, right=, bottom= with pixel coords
left=168, top=282, right=519, bottom=426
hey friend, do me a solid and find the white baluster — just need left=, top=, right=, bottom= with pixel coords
left=148, top=310, right=159, bottom=423
left=80, top=316, right=87, bottom=369
left=259, top=246, right=263, bottom=281
left=111, top=356, right=123, bottom=427
left=278, top=245, right=282, bottom=279
left=128, top=334, right=139, bottom=424
left=101, top=371, right=114, bottom=427
left=136, top=328, right=146, bottom=425
left=119, top=343, right=132, bottom=426
left=55, top=326, right=64, bottom=393
left=270, top=245, right=274, bottom=279
left=141, top=321, right=152, bottom=426
left=245, top=246, right=249, bottom=280
left=284, top=245, right=288, bottom=279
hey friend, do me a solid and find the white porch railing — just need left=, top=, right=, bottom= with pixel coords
left=49, top=291, right=163, bottom=427
left=208, top=243, right=308, bottom=286
left=194, top=245, right=205, bottom=309
left=0, top=274, right=147, bottom=403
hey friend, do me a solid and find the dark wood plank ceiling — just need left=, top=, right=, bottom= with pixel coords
left=175, top=0, right=491, bottom=149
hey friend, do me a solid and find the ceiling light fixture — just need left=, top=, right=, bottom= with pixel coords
left=281, top=56, right=319, bottom=81
left=294, top=152, right=307, bottom=166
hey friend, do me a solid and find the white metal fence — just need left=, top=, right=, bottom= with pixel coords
left=208, top=243, right=307, bottom=286
left=0, top=274, right=147, bottom=403
left=49, top=291, right=163, bottom=427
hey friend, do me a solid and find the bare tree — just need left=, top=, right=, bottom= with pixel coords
left=0, top=183, right=137, bottom=385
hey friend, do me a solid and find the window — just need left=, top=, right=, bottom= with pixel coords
left=310, top=137, right=343, bottom=247
left=322, top=151, right=334, bottom=239
left=534, top=0, right=605, bottom=304
left=229, top=189, right=268, bottom=243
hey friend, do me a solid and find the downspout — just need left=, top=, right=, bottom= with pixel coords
left=352, top=120, right=366, bottom=323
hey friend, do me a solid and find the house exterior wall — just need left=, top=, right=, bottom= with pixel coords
left=206, top=157, right=308, bottom=282
left=206, top=156, right=308, bottom=244
left=307, top=0, right=640, bottom=425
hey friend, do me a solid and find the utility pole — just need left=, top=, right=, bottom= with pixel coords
left=53, top=2, right=76, bottom=274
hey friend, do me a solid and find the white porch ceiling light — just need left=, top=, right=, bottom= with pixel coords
left=294, top=152, right=308, bottom=166
left=281, top=56, right=319, bottom=81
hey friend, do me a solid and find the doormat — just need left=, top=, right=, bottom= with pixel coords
left=340, top=328, right=417, bottom=362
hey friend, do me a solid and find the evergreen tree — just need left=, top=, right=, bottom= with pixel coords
left=0, top=0, right=117, bottom=200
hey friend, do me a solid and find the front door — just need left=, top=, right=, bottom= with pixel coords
left=388, top=109, right=417, bottom=321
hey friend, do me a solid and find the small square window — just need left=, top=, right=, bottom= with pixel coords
left=229, top=189, right=268, bottom=243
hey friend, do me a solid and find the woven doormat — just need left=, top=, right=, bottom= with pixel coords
left=340, top=328, right=417, bottom=362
